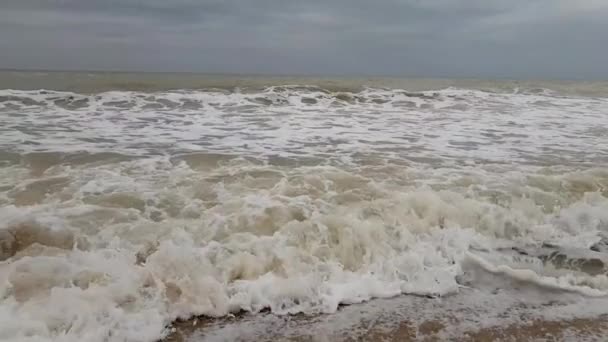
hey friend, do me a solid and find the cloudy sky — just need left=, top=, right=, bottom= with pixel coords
left=0, top=0, right=606, bottom=79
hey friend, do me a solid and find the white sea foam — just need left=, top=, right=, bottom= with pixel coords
left=1, top=87, right=607, bottom=166
left=1, top=86, right=608, bottom=341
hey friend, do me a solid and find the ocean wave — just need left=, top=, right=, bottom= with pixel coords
left=1, top=87, right=607, bottom=168
left=1, top=156, right=608, bottom=341
left=0, top=86, right=589, bottom=111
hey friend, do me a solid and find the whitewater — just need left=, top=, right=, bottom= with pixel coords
left=1, top=77, right=608, bottom=341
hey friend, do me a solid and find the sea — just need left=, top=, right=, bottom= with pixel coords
left=1, top=70, right=608, bottom=341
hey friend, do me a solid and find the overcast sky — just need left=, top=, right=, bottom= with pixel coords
left=0, top=0, right=606, bottom=79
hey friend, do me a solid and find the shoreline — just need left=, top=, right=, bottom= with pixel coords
left=163, top=289, right=608, bottom=341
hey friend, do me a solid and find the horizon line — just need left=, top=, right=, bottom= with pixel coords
left=0, top=67, right=603, bottom=83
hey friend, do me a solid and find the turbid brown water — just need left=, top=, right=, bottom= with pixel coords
left=1, top=71, right=608, bottom=341
left=2, top=70, right=608, bottom=96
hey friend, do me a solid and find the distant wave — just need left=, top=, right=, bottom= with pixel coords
left=0, top=85, right=581, bottom=112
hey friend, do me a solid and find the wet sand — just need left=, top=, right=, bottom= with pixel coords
left=164, top=288, right=608, bottom=342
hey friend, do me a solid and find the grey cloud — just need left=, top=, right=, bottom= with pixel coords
left=1, top=0, right=607, bottom=79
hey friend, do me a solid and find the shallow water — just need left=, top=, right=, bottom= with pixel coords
left=1, top=74, right=608, bottom=341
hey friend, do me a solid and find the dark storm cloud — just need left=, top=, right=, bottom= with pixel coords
left=1, top=0, right=607, bottom=79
